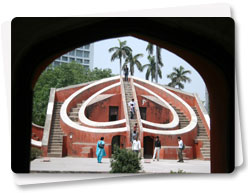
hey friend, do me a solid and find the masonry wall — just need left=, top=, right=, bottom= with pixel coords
left=87, top=94, right=123, bottom=122
left=136, top=95, right=172, bottom=124
left=31, top=123, right=44, bottom=141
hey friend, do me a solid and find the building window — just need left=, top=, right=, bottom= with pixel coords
left=54, top=61, right=60, bottom=66
left=56, top=57, right=61, bottom=60
left=76, top=58, right=83, bottom=63
left=84, top=44, right=90, bottom=49
left=84, top=51, right=90, bottom=58
left=76, top=50, right=83, bottom=57
left=84, top=59, right=90, bottom=64
left=69, top=57, right=75, bottom=62
left=84, top=65, right=89, bottom=70
left=68, top=50, right=75, bottom=56
left=62, top=56, right=68, bottom=61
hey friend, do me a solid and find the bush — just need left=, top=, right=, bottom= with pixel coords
left=110, top=146, right=142, bottom=173
left=170, top=169, right=187, bottom=174
left=30, top=147, right=42, bottom=161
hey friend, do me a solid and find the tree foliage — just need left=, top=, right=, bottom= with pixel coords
left=109, top=39, right=132, bottom=75
left=32, top=62, right=113, bottom=126
left=110, top=145, right=142, bottom=173
left=167, top=66, right=191, bottom=89
left=146, top=43, right=164, bottom=83
left=123, top=52, right=143, bottom=76
left=142, top=55, right=162, bottom=82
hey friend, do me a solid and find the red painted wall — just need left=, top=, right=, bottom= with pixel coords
left=60, top=119, right=128, bottom=157
left=31, top=123, right=44, bottom=141
left=87, top=94, right=124, bottom=122
left=136, top=95, right=172, bottom=124
left=167, top=88, right=195, bottom=107
left=56, top=83, right=90, bottom=102
left=134, top=80, right=191, bottom=121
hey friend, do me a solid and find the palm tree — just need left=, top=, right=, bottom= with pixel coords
left=123, top=53, right=143, bottom=76
left=167, top=66, right=192, bottom=89
left=146, top=43, right=164, bottom=83
left=109, top=39, right=132, bottom=75
left=142, top=56, right=162, bottom=82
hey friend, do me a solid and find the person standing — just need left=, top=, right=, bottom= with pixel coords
left=132, top=136, right=141, bottom=157
left=96, top=137, right=106, bottom=163
left=177, top=136, right=184, bottom=162
left=152, top=136, right=161, bottom=161
left=123, top=65, right=129, bottom=81
left=133, top=123, right=138, bottom=132
left=132, top=130, right=137, bottom=142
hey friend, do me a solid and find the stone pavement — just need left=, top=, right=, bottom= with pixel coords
left=30, top=157, right=210, bottom=173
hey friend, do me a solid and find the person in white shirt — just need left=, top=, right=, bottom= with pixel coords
left=177, top=136, right=184, bottom=162
left=132, top=136, right=141, bottom=157
left=128, top=99, right=136, bottom=119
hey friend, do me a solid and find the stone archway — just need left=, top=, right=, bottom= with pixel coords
left=12, top=18, right=234, bottom=173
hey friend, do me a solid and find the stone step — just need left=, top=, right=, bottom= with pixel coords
left=72, top=108, right=80, bottom=112
left=50, top=135, right=63, bottom=139
left=51, top=126, right=62, bottom=129
left=48, top=148, right=63, bottom=153
left=51, top=133, right=64, bottom=137
left=201, top=148, right=210, bottom=152
left=47, top=153, right=62, bottom=158
left=48, top=145, right=63, bottom=152
left=49, top=143, right=63, bottom=147
left=51, top=130, right=63, bottom=134
left=69, top=113, right=78, bottom=117
left=197, top=136, right=209, bottom=139
left=50, top=139, right=63, bottom=143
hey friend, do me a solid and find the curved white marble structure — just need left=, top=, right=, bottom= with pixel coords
left=31, top=139, right=42, bottom=147
left=78, top=82, right=126, bottom=127
left=132, top=76, right=197, bottom=135
left=134, top=82, right=179, bottom=129
left=60, top=76, right=127, bottom=133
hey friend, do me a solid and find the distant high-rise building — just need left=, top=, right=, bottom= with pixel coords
left=52, top=43, right=94, bottom=70
left=205, top=87, right=209, bottom=113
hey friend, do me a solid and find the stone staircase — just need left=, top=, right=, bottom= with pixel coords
left=68, top=101, right=85, bottom=123
left=123, top=80, right=139, bottom=139
left=48, top=102, right=64, bottom=157
left=193, top=107, right=210, bottom=160
left=170, top=105, right=189, bottom=128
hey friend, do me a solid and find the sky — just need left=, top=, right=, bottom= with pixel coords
left=93, top=36, right=207, bottom=102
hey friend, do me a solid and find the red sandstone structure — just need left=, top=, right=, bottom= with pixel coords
left=32, top=76, right=210, bottom=160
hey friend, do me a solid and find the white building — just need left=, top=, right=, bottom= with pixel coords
left=52, top=43, right=94, bottom=70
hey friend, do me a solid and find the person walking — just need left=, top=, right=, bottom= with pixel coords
left=96, top=137, right=106, bottom=163
left=123, top=65, right=129, bottom=81
left=152, top=136, right=161, bottom=161
left=177, top=136, right=184, bottom=162
left=132, top=136, right=141, bottom=157
left=128, top=99, right=136, bottom=119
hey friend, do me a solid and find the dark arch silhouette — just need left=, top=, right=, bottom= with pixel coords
left=12, top=17, right=234, bottom=173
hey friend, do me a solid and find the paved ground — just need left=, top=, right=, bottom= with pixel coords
left=30, top=157, right=210, bottom=174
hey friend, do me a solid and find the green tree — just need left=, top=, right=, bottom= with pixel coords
left=32, top=62, right=113, bottom=126
left=123, top=53, right=143, bottom=76
left=142, top=55, right=162, bottom=82
left=167, top=66, right=192, bottom=89
left=146, top=43, right=164, bottom=83
left=109, top=39, right=132, bottom=75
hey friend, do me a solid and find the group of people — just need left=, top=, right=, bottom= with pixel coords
left=151, top=136, right=184, bottom=162
left=96, top=134, right=185, bottom=164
